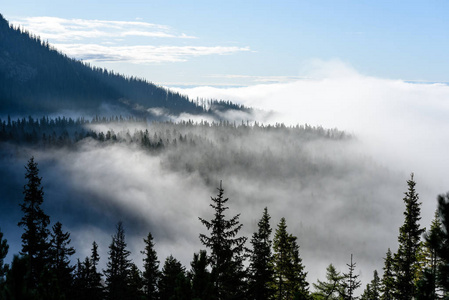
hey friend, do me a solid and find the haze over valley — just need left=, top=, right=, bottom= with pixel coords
left=1, top=2, right=449, bottom=299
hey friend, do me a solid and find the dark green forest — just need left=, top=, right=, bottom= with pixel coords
left=1, top=10, right=448, bottom=300
left=0, top=156, right=448, bottom=300
left=0, top=13, right=249, bottom=117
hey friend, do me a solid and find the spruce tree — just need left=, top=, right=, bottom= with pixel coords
left=159, top=255, right=190, bottom=300
left=88, top=241, right=104, bottom=299
left=49, top=221, right=75, bottom=298
left=189, top=250, right=214, bottom=300
left=416, top=210, right=444, bottom=299
left=361, top=270, right=380, bottom=300
left=18, top=156, right=51, bottom=287
left=435, top=193, right=449, bottom=297
left=380, top=249, right=394, bottom=300
left=0, top=228, right=8, bottom=284
left=104, top=221, right=132, bottom=300
left=247, top=207, right=274, bottom=300
left=393, top=173, right=425, bottom=300
left=343, top=254, right=361, bottom=300
left=272, top=217, right=309, bottom=299
left=129, top=263, right=144, bottom=300
left=141, top=232, right=160, bottom=300
left=199, top=181, right=247, bottom=299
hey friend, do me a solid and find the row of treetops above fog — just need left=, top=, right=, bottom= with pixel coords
left=0, top=158, right=448, bottom=299
left=0, top=115, right=348, bottom=136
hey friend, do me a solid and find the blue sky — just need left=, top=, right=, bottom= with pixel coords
left=3, top=1, right=449, bottom=86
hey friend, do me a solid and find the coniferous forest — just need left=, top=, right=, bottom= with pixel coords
left=0, top=152, right=449, bottom=299
left=1, top=10, right=449, bottom=300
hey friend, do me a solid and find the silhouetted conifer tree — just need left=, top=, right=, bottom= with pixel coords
left=199, top=181, right=247, bottom=299
left=49, top=221, right=75, bottom=298
left=1, top=254, right=35, bottom=299
left=88, top=241, right=104, bottom=299
left=361, top=270, right=380, bottom=300
left=343, top=254, right=361, bottom=300
left=129, top=263, right=144, bottom=300
left=380, top=249, right=394, bottom=300
left=141, top=232, right=160, bottom=300
left=18, top=156, right=51, bottom=288
left=247, top=207, right=274, bottom=300
left=393, top=174, right=424, bottom=300
left=104, top=222, right=132, bottom=300
left=159, top=255, right=190, bottom=300
left=189, top=250, right=214, bottom=300
left=272, top=217, right=309, bottom=299
left=0, top=228, right=8, bottom=284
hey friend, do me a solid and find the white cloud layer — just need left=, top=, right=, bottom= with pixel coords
left=174, top=59, right=449, bottom=205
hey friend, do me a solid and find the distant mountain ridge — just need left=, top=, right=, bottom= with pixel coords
left=0, top=14, right=247, bottom=117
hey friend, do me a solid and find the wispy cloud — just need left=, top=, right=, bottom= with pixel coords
left=8, top=16, right=250, bottom=64
left=9, top=16, right=195, bottom=41
left=52, top=43, right=250, bottom=64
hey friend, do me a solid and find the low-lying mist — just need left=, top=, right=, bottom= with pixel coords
left=2, top=60, right=448, bottom=290
left=0, top=117, right=416, bottom=288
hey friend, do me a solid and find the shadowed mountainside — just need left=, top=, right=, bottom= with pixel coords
left=0, top=14, right=248, bottom=118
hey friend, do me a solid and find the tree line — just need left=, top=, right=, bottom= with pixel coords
left=0, top=115, right=347, bottom=151
left=0, top=13, right=251, bottom=117
left=0, top=158, right=448, bottom=299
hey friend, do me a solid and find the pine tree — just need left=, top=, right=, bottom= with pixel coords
left=380, top=249, right=394, bottom=300
left=360, top=270, right=380, bottom=300
left=104, top=221, right=132, bottom=300
left=189, top=250, right=214, bottom=300
left=88, top=241, right=104, bottom=299
left=360, top=284, right=372, bottom=300
left=129, top=263, right=144, bottom=300
left=142, top=232, right=160, bottom=300
left=159, top=255, right=190, bottom=300
left=343, top=254, right=361, bottom=300
left=313, top=264, right=345, bottom=300
left=18, top=156, right=51, bottom=287
left=199, top=181, right=247, bottom=299
left=272, top=217, right=309, bottom=300
left=436, top=193, right=449, bottom=297
left=1, top=254, right=35, bottom=299
left=416, top=210, right=444, bottom=299
left=247, top=207, right=275, bottom=300
left=393, top=173, right=425, bottom=300
left=0, top=228, right=8, bottom=284
left=48, top=221, right=75, bottom=298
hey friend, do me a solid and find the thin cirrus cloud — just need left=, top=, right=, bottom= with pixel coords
left=52, top=43, right=251, bottom=64
left=9, top=16, right=194, bottom=41
left=9, top=16, right=250, bottom=64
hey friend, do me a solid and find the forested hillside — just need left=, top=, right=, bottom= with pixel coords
left=0, top=155, right=448, bottom=299
left=0, top=14, right=248, bottom=117
left=0, top=115, right=447, bottom=299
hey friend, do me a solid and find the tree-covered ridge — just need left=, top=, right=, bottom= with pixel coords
left=0, top=115, right=350, bottom=186
left=0, top=115, right=348, bottom=147
left=0, top=13, right=248, bottom=117
left=1, top=158, right=449, bottom=299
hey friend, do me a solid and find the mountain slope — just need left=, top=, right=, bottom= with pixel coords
left=0, top=14, right=242, bottom=117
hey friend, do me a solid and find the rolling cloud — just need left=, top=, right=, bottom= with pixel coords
left=2, top=60, right=448, bottom=292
